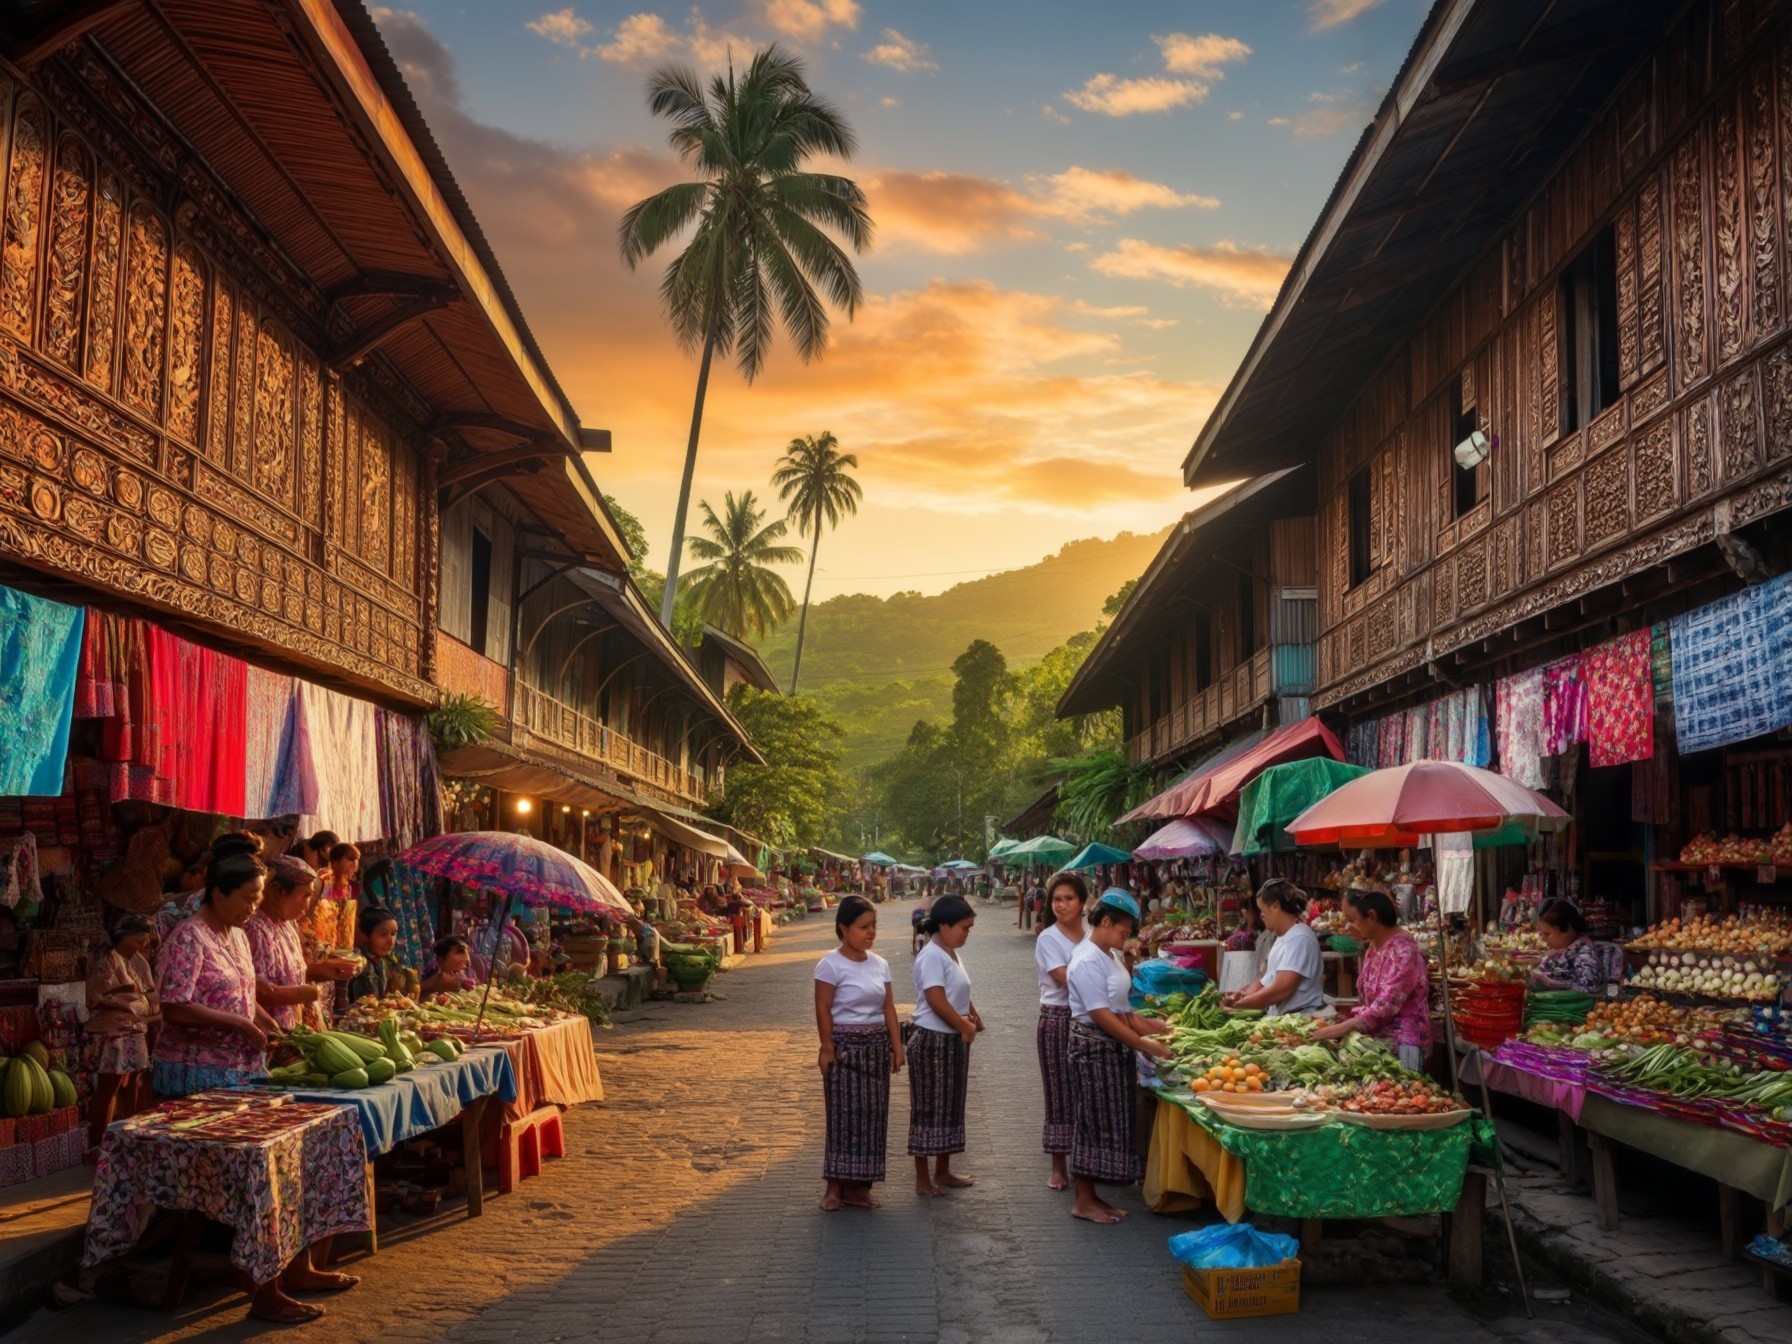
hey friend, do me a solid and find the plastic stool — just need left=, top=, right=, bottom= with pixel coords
left=496, top=1108, right=565, bottom=1193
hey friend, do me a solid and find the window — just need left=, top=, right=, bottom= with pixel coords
left=1193, top=608, right=1213, bottom=691
left=1451, top=374, right=1486, bottom=519
left=1236, top=568, right=1257, bottom=656
left=469, top=526, right=492, bottom=656
left=1560, top=227, right=1620, bottom=433
left=1347, top=468, right=1372, bottom=587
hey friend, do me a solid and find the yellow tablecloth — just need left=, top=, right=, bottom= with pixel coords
left=1143, top=1096, right=1248, bottom=1221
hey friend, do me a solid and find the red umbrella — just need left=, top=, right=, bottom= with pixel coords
left=1284, top=760, right=1569, bottom=847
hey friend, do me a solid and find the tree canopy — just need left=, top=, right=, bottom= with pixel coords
left=707, top=685, right=847, bottom=849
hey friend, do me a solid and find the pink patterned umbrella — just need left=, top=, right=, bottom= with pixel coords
left=397, top=831, right=631, bottom=914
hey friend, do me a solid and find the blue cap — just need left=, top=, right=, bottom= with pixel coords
left=1096, top=887, right=1141, bottom=920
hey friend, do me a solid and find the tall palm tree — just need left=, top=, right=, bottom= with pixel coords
left=772, top=431, right=861, bottom=694
left=683, top=490, right=803, bottom=640
left=619, top=46, right=872, bottom=629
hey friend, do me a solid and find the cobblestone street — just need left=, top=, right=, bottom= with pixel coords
left=16, top=900, right=1660, bottom=1344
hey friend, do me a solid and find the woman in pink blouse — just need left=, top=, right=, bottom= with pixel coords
left=246, top=855, right=356, bottom=1033
left=1312, top=889, right=1433, bottom=1071
left=152, top=851, right=278, bottom=1097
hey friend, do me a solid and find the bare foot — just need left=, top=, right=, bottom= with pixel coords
left=937, top=1172, right=974, bottom=1188
left=842, top=1195, right=883, bottom=1209
left=915, top=1181, right=946, bottom=1197
left=248, top=1293, right=325, bottom=1325
left=819, top=1192, right=844, bottom=1211
left=1047, top=1174, right=1069, bottom=1191
left=1071, top=1206, right=1126, bottom=1224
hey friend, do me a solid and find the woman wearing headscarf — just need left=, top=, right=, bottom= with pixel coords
left=1064, top=888, right=1172, bottom=1224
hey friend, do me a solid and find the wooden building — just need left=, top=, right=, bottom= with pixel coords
left=1056, top=468, right=1318, bottom=775
left=1187, top=0, right=1792, bottom=723
left=0, top=1, right=755, bottom=824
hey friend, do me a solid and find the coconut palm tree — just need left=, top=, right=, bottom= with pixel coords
left=619, top=46, right=872, bottom=629
left=772, top=431, right=861, bottom=694
left=683, top=490, right=803, bottom=640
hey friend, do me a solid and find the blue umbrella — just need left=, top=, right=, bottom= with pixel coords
left=939, top=858, right=980, bottom=871
left=1062, top=841, right=1134, bottom=871
left=861, top=851, right=898, bottom=865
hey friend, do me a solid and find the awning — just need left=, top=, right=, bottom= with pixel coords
left=1232, top=758, right=1370, bottom=855
left=1117, top=730, right=1266, bottom=824
left=639, top=808, right=739, bottom=862
left=810, top=846, right=859, bottom=865
left=1120, top=718, right=1344, bottom=823
left=1002, top=781, right=1061, bottom=837
left=1133, top=816, right=1235, bottom=861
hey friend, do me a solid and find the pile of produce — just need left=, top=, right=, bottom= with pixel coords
left=267, top=1022, right=463, bottom=1090
left=1482, top=927, right=1546, bottom=954
left=1599, top=1041, right=1792, bottom=1121
left=1631, top=912, right=1792, bottom=958
left=1525, top=990, right=1593, bottom=1027
left=1, top=1043, right=77, bottom=1117
left=1520, top=996, right=1727, bottom=1052
left=1453, top=957, right=1529, bottom=984
left=1304, top=1078, right=1464, bottom=1116
left=1680, top=827, right=1792, bottom=866
left=508, top=972, right=612, bottom=1026
left=1629, top=950, right=1783, bottom=1002
left=339, top=990, right=570, bottom=1043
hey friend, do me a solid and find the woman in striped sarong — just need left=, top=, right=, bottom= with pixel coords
left=815, top=896, right=904, bottom=1211
left=908, top=895, right=982, bottom=1196
left=1065, top=888, right=1173, bottom=1225
left=1034, top=874, right=1088, bottom=1191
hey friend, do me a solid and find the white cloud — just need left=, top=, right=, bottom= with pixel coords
left=1091, top=238, right=1291, bottom=309
left=526, top=8, right=593, bottom=49
left=1041, top=103, right=1071, bottom=126
left=1154, top=32, right=1251, bottom=77
left=862, top=28, right=937, bottom=74
left=1309, top=0, right=1384, bottom=30
left=1064, top=73, right=1209, bottom=117
left=593, top=12, right=678, bottom=61
left=760, top=0, right=859, bottom=40
left=1035, top=166, right=1218, bottom=223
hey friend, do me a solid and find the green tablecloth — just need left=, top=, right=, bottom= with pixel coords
left=1579, top=1094, right=1792, bottom=1213
left=1163, top=1088, right=1495, bottom=1220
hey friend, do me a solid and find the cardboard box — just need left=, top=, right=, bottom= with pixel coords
left=1182, top=1259, right=1301, bottom=1320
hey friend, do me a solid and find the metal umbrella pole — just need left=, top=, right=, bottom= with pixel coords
left=1435, top=838, right=1530, bottom=1319
left=474, top=892, right=516, bottom=1031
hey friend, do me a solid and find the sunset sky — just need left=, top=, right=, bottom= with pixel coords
left=374, top=1, right=1423, bottom=597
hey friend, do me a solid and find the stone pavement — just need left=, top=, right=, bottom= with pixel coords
left=10, top=899, right=1662, bottom=1343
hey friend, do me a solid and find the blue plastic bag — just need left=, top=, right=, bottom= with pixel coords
left=1168, top=1223, right=1299, bottom=1270
left=1130, top=957, right=1209, bottom=1009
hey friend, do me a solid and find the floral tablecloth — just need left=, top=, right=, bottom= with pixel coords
left=83, top=1101, right=371, bottom=1286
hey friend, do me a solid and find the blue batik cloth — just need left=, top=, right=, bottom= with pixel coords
left=279, top=1046, right=517, bottom=1155
left=0, top=586, right=84, bottom=796
left=1669, top=573, right=1792, bottom=754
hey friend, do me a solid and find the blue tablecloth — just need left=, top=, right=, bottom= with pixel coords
left=278, top=1047, right=519, bottom=1156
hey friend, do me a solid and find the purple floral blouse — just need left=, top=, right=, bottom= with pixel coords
left=1354, top=930, right=1433, bottom=1053
left=1536, top=936, right=1607, bottom=996
left=244, top=911, right=322, bottom=1032
left=153, top=914, right=263, bottom=1074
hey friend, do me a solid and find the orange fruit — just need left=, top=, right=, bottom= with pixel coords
left=1193, top=1078, right=1211, bottom=1092
left=1244, top=1063, right=1262, bottom=1077
left=1245, top=1076, right=1264, bottom=1092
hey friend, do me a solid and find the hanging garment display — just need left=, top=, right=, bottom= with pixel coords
left=0, top=586, right=84, bottom=797
left=1668, top=573, right=1792, bottom=754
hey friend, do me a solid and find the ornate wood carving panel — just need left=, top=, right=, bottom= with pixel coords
left=1714, top=97, right=1746, bottom=364
left=1548, top=480, right=1580, bottom=568
left=1584, top=450, right=1630, bottom=547
left=1638, top=174, right=1667, bottom=372
left=1633, top=419, right=1678, bottom=522
left=43, top=134, right=87, bottom=369
left=1685, top=395, right=1714, bottom=497
left=1745, top=57, right=1780, bottom=341
left=1538, top=287, right=1560, bottom=442
left=84, top=168, right=118, bottom=391
left=1764, top=343, right=1792, bottom=462
left=1, top=93, right=45, bottom=344
left=1457, top=537, right=1488, bottom=611
left=119, top=203, right=165, bottom=417
left=1672, top=133, right=1710, bottom=391
left=1719, top=365, right=1761, bottom=479
left=166, top=243, right=203, bottom=444
left=1616, top=196, right=1640, bottom=385
left=205, top=277, right=231, bottom=461
left=251, top=319, right=293, bottom=505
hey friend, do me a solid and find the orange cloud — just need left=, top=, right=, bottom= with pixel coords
left=1091, top=238, right=1290, bottom=309
left=1309, top=0, right=1384, bottom=30
left=864, top=171, right=1049, bottom=255
left=862, top=29, right=937, bottom=74
left=759, top=0, right=859, bottom=41
left=1064, top=73, right=1209, bottom=117
left=1155, top=32, right=1251, bottom=76
left=1037, top=166, right=1218, bottom=222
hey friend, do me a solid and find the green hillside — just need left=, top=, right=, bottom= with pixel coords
left=757, top=527, right=1170, bottom=769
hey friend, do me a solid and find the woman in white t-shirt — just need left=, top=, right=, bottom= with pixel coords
left=1064, top=888, right=1173, bottom=1225
left=907, top=895, right=983, bottom=1197
left=814, top=896, right=904, bottom=1212
left=1223, top=879, right=1327, bottom=1018
left=1034, top=874, right=1088, bottom=1192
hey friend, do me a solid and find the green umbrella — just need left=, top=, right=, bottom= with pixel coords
left=1063, top=841, right=1134, bottom=871
left=1008, top=834, right=1076, bottom=863
left=1233, top=758, right=1371, bottom=854
left=988, top=837, right=1020, bottom=859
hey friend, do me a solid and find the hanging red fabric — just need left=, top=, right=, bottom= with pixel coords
left=147, top=625, right=248, bottom=816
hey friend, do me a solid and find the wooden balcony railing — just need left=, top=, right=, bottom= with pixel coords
left=513, top=681, right=707, bottom=804
left=434, top=632, right=509, bottom=711
left=1125, top=646, right=1279, bottom=766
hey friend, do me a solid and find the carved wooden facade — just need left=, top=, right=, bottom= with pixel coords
left=0, top=64, right=433, bottom=703
left=1314, top=3, right=1792, bottom=710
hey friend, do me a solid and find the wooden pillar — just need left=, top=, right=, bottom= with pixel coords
left=1448, top=1170, right=1488, bottom=1287
left=1587, top=1132, right=1620, bottom=1232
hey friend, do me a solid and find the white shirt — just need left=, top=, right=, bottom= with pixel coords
left=1066, top=939, right=1132, bottom=1025
left=814, top=950, right=892, bottom=1027
left=911, top=940, right=971, bottom=1034
left=1035, top=926, right=1080, bottom=1007
left=1260, top=920, right=1326, bottom=1017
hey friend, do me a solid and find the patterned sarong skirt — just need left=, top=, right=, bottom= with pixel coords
left=1069, top=1021, right=1140, bottom=1184
left=1037, top=1005, right=1073, bottom=1154
left=822, top=1024, right=892, bottom=1183
left=905, top=1025, right=970, bottom=1156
